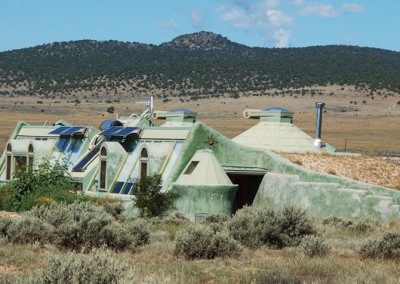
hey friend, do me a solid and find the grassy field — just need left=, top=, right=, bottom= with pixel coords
left=1, top=212, right=400, bottom=283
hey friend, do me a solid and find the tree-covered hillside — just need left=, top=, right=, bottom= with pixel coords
left=0, top=31, right=399, bottom=99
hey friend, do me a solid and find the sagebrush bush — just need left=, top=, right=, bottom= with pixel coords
left=50, top=203, right=115, bottom=250
left=278, top=205, right=316, bottom=247
left=227, top=206, right=282, bottom=248
left=24, top=248, right=134, bottom=284
left=349, top=218, right=380, bottom=233
left=21, top=202, right=150, bottom=251
left=200, top=213, right=230, bottom=233
left=298, top=235, right=331, bottom=257
left=227, top=205, right=315, bottom=249
left=6, top=215, right=54, bottom=245
left=322, top=216, right=353, bottom=228
left=322, top=216, right=380, bottom=233
left=100, top=219, right=150, bottom=251
left=359, top=232, right=400, bottom=260
left=175, top=223, right=241, bottom=259
left=161, top=212, right=190, bottom=226
left=0, top=217, right=12, bottom=237
left=101, top=201, right=125, bottom=220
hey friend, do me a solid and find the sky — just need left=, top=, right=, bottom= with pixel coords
left=0, top=0, right=399, bottom=52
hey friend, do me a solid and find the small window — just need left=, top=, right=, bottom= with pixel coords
left=100, top=147, right=107, bottom=157
left=14, top=156, right=27, bottom=175
left=6, top=143, right=12, bottom=180
left=27, top=144, right=34, bottom=166
left=141, top=148, right=148, bottom=158
left=99, top=160, right=107, bottom=189
left=6, top=154, right=11, bottom=180
left=184, top=161, right=199, bottom=175
left=140, top=147, right=148, bottom=179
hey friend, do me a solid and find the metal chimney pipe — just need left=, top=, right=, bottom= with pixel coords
left=313, top=102, right=325, bottom=148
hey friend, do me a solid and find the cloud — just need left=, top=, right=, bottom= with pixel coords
left=220, top=1, right=293, bottom=47
left=292, top=0, right=305, bottom=6
left=190, top=9, right=204, bottom=29
left=156, top=19, right=179, bottom=30
left=267, top=9, right=293, bottom=26
left=273, top=28, right=291, bottom=48
left=222, top=8, right=251, bottom=29
left=300, top=3, right=339, bottom=17
left=342, top=3, right=365, bottom=13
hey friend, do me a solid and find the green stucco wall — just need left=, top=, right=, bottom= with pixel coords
left=172, top=184, right=238, bottom=220
left=165, top=122, right=400, bottom=222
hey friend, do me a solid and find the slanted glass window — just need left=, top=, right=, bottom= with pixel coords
left=140, top=148, right=148, bottom=179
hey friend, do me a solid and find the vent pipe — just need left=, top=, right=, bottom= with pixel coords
left=313, top=102, right=325, bottom=148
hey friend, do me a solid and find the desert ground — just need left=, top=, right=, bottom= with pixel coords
left=0, top=88, right=399, bottom=189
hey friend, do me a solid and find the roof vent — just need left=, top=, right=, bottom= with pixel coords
left=243, top=107, right=293, bottom=123
left=313, top=102, right=325, bottom=148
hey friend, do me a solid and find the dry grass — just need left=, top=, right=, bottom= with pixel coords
left=1, top=219, right=400, bottom=283
left=281, top=154, right=400, bottom=189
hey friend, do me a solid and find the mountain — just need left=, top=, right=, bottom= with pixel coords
left=0, top=31, right=399, bottom=99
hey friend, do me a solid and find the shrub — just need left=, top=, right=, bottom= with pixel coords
left=278, top=205, right=316, bottom=247
left=24, top=202, right=150, bottom=251
left=100, top=219, right=150, bottom=251
left=6, top=215, right=54, bottom=245
left=298, top=235, right=331, bottom=257
left=51, top=203, right=115, bottom=250
left=101, top=201, right=125, bottom=220
left=359, top=232, right=400, bottom=260
left=26, top=202, right=114, bottom=250
left=175, top=224, right=241, bottom=259
left=2, top=160, right=77, bottom=211
left=227, top=206, right=315, bottom=249
left=133, top=174, right=179, bottom=217
left=0, top=217, right=12, bottom=237
left=349, top=218, right=380, bottom=233
left=322, top=216, right=353, bottom=228
left=27, top=248, right=134, bottom=283
left=200, top=213, right=230, bottom=233
left=227, top=206, right=282, bottom=249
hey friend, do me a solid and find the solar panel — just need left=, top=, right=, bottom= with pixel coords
left=60, top=126, right=85, bottom=135
left=100, top=126, right=123, bottom=136
left=72, top=141, right=103, bottom=172
left=112, top=127, right=139, bottom=137
left=49, top=126, right=70, bottom=135
left=121, top=183, right=133, bottom=194
left=111, top=182, right=124, bottom=194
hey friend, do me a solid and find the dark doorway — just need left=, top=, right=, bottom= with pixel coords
left=228, top=174, right=264, bottom=211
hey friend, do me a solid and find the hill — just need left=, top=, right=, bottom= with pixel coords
left=0, top=31, right=399, bottom=100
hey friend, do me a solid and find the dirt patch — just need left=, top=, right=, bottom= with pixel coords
left=0, top=211, right=20, bottom=218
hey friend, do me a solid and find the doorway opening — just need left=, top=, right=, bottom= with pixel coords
left=228, top=174, right=264, bottom=211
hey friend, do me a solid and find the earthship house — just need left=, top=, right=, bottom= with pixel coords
left=0, top=100, right=399, bottom=222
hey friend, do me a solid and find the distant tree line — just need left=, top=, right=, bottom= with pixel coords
left=0, top=32, right=399, bottom=98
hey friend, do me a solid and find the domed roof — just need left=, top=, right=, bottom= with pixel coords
left=169, top=108, right=196, bottom=114
left=262, top=107, right=291, bottom=113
